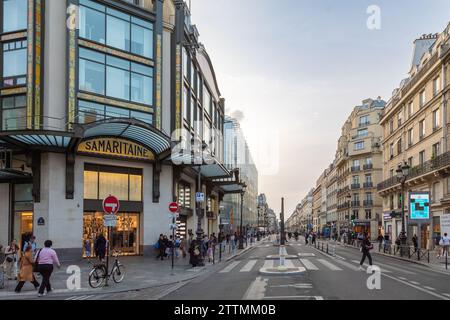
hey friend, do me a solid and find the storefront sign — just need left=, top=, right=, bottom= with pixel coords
left=78, top=138, right=155, bottom=161
left=409, top=192, right=430, bottom=220
left=37, top=217, right=45, bottom=226
left=441, top=215, right=450, bottom=236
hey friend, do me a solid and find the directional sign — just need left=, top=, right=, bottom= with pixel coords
left=196, top=192, right=205, bottom=203
left=169, top=202, right=179, bottom=213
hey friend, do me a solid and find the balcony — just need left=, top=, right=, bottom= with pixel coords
left=363, top=200, right=374, bottom=207
left=363, top=164, right=373, bottom=170
left=351, top=183, right=360, bottom=190
left=363, top=182, right=373, bottom=188
left=351, top=201, right=361, bottom=208
left=359, top=122, right=370, bottom=127
left=337, top=186, right=349, bottom=196
left=378, top=151, right=450, bottom=191
left=337, top=203, right=350, bottom=210
left=351, top=166, right=360, bottom=173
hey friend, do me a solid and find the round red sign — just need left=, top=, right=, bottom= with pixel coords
left=103, top=195, right=120, bottom=215
left=169, top=202, right=179, bottom=213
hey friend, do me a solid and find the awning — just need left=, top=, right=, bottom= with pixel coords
left=170, top=152, right=231, bottom=179
left=0, top=169, right=32, bottom=181
left=0, top=130, right=74, bottom=149
left=75, top=118, right=171, bottom=155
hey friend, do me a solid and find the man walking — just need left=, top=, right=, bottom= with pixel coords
left=359, top=233, right=373, bottom=270
left=442, top=233, right=450, bottom=258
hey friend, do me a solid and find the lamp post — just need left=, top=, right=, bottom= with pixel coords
left=396, top=162, right=410, bottom=256
left=238, top=183, right=247, bottom=250
left=194, top=138, right=208, bottom=266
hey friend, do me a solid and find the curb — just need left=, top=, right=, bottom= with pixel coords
left=225, top=243, right=259, bottom=262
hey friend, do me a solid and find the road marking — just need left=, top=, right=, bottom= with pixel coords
left=333, top=259, right=360, bottom=271
left=443, top=293, right=450, bottom=298
left=65, top=295, right=94, bottom=301
left=153, top=281, right=189, bottom=300
left=423, top=286, right=436, bottom=291
left=299, top=259, right=319, bottom=270
left=317, top=259, right=342, bottom=271
left=270, top=284, right=313, bottom=289
left=219, top=261, right=241, bottom=273
left=240, top=260, right=258, bottom=272
left=284, top=260, right=295, bottom=268
left=398, top=276, right=408, bottom=281
left=381, top=273, right=449, bottom=300
left=410, top=281, right=420, bottom=285
left=243, top=277, right=267, bottom=300
left=350, top=260, right=393, bottom=273
left=262, top=260, right=273, bottom=269
left=298, top=253, right=315, bottom=257
left=262, top=295, right=323, bottom=300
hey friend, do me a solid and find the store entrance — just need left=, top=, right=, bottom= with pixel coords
left=83, top=212, right=140, bottom=257
left=14, top=211, right=33, bottom=251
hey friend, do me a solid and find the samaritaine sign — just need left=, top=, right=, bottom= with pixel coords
left=77, top=138, right=155, bottom=161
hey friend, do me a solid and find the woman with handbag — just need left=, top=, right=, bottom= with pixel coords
left=14, top=245, right=40, bottom=293
left=4, top=240, right=19, bottom=280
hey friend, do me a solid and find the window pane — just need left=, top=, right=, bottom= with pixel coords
left=2, top=97, right=15, bottom=109
left=3, top=48, right=27, bottom=77
left=105, top=106, right=130, bottom=118
left=131, top=25, right=152, bottom=58
left=14, top=183, right=33, bottom=201
left=84, top=171, right=99, bottom=199
left=106, top=66, right=130, bottom=100
left=131, top=73, right=152, bottom=105
left=3, top=0, right=27, bottom=33
left=131, top=62, right=152, bottom=75
left=130, top=110, right=152, bottom=124
left=106, top=55, right=130, bottom=70
left=79, top=48, right=105, bottom=63
left=131, top=16, right=152, bottom=29
left=129, top=175, right=142, bottom=201
left=78, top=100, right=105, bottom=123
left=99, top=172, right=129, bottom=201
left=2, top=107, right=26, bottom=130
left=79, top=59, right=105, bottom=94
left=79, top=6, right=105, bottom=44
left=107, top=16, right=130, bottom=51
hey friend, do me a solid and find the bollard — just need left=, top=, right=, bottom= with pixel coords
left=417, top=249, right=420, bottom=261
left=219, top=243, right=222, bottom=262
left=326, top=244, right=329, bottom=254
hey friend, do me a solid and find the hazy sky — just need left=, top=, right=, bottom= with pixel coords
left=190, top=0, right=450, bottom=219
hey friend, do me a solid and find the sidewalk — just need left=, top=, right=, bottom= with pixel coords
left=0, top=238, right=264, bottom=299
left=315, top=238, right=450, bottom=272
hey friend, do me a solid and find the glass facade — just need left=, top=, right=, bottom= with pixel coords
left=2, top=94, right=26, bottom=130
left=2, top=40, right=27, bottom=87
left=79, top=0, right=153, bottom=59
left=2, top=0, right=27, bottom=33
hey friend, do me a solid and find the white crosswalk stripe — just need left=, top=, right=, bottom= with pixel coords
left=333, top=259, right=360, bottom=271
left=299, top=259, right=319, bottom=270
left=350, top=260, right=392, bottom=273
left=263, top=260, right=274, bottom=269
left=219, top=261, right=241, bottom=273
left=317, top=259, right=342, bottom=271
left=240, top=260, right=258, bottom=272
left=65, top=295, right=94, bottom=301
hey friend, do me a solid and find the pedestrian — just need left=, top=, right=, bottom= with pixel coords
left=22, top=236, right=37, bottom=255
left=395, top=236, right=401, bottom=254
left=188, top=240, right=201, bottom=267
left=435, top=234, right=442, bottom=258
left=14, top=245, right=40, bottom=293
left=377, top=233, right=383, bottom=249
left=412, top=234, right=418, bottom=253
left=304, top=232, right=309, bottom=245
left=84, top=239, right=91, bottom=258
left=3, top=240, right=19, bottom=280
left=231, top=233, right=237, bottom=255
left=35, top=240, right=61, bottom=297
left=207, top=243, right=214, bottom=263
left=155, top=234, right=166, bottom=260
left=441, top=233, right=450, bottom=258
left=359, top=233, right=373, bottom=270
left=174, top=236, right=181, bottom=258
left=94, top=234, right=107, bottom=262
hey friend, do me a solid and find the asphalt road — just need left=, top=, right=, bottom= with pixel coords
left=17, top=238, right=450, bottom=300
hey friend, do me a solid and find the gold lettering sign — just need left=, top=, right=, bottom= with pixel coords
left=77, top=138, right=155, bottom=161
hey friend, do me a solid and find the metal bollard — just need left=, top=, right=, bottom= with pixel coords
left=219, top=243, right=222, bottom=262
left=326, top=244, right=329, bottom=254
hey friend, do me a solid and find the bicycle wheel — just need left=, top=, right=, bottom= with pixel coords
left=88, top=266, right=106, bottom=288
left=112, top=263, right=126, bottom=283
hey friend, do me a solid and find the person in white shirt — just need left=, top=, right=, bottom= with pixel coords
left=441, top=233, right=450, bottom=258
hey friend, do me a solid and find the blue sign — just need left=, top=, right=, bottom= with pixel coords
left=409, top=192, right=430, bottom=220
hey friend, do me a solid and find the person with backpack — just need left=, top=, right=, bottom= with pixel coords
left=359, top=233, right=373, bottom=270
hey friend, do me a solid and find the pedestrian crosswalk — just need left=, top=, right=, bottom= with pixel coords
left=65, top=295, right=94, bottom=301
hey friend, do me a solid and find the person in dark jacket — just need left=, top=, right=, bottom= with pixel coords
left=188, top=240, right=201, bottom=267
left=156, top=234, right=166, bottom=260
left=412, top=234, right=418, bottom=252
left=94, top=234, right=107, bottom=262
left=359, top=233, right=373, bottom=270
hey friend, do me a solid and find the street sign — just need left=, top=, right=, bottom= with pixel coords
left=103, top=195, right=119, bottom=227
left=409, top=192, right=430, bottom=220
left=196, top=192, right=205, bottom=203
left=169, top=202, right=179, bottom=213
left=103, top=195, right=120, bottom=214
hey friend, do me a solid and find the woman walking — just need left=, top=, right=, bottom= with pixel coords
left=35, top=240, right=61, bottom=297
left=3, top=240, right=19, bottom=280
left=14, top=245, right=40, bottom=293
left=359, top=233, right=373, bottom=270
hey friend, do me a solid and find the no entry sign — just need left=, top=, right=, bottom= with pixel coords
left=103, top=195, right=120, bottom=215
left=169, top=202, right=179, bottom=213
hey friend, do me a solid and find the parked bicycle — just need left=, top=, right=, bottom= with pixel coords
left=88, top=250, right=125, bottom=288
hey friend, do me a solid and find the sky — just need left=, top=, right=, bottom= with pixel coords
left=189, top=0, right=450, bottom=220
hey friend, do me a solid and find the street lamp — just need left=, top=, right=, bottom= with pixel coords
left=396, top=162, right=410, bottom=256
left=239, top=183, right=247, bottom=249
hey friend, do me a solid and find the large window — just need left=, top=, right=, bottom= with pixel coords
left=79, top=48, right=153, bottom=105
left=79, top=0, right=154, bottom=59
left=78, top=99, right=152, bottom=125
left=1, top=94, right=26, bottom=130
left=178, top=183, right=191, bottom=209
left=354, top=141, right=364, bottom=151
left=2, top=0, right=27, bottom=33
left=84, top=166, right=142, bottom=202
left=2, top=40, right=27, bottom=87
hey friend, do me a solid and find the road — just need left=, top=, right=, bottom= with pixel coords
left=22, top=238, right=450, bottom=300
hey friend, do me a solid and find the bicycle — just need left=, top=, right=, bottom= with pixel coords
left=88, top=250, right=126, bottom=288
